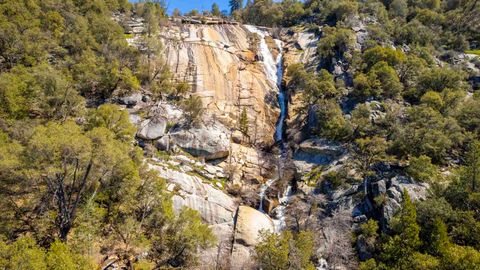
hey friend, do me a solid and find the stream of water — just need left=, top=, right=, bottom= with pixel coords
left=245, top=25, right=291, bottom=232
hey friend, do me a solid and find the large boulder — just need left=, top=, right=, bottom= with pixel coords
left=137, top=117, right=167, bottom=140
left=234, top=206, right=274, bottom=246
left=169, top=124, right=230, bottom=160
left=118, top=93, right=143, bottom=107
left=293, top=138, right=346, bottom=174
left=149, top=164, right=237, bottom=224
left=380, top=175, right=429, bottom=227
left=150, top=102, right=184, bottom=123
left=295, top=138, right=345, bottom=162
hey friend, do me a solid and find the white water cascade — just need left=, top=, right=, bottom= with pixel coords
left=244, top=25, right=279, bottom=84
left=272, top=184, right=292, bottom=232
left=246, top=25, right=292, bottom=232
left=257, top=178, right=275, bottom=212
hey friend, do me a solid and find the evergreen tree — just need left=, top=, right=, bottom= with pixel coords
left=407, top=155, right=439, bottom=183
left=212, top=3, right=221, bottom=17
left=172, top=8, right=181, bottom=17
left=465, top=140, right=480, bottom=192
left=429, top=218, right=450, bottom=257
left=353, top=136, right=388, bottom=177
left=255, top=230, right=315, bottom=270
left=240, top=107, right=249, bottom=136
left=229, top=0, right=243, bottom=14
left=181, top=95, right=204, bottom=124
left=396, top=190, right=421, bottom=251
left=381, top=190, right=421, bottom=267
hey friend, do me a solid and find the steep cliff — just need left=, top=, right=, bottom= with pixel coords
left=121, top=20, right=289, bottom=269
left=160, top=23, right=280, bottom=146
left=121, top=17, right=431, bottom=269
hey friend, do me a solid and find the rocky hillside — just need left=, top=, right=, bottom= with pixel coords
left=1, top=1, right=479, bottom=269
left=118, top=14, right=453, bottom=268
left=119, top=18, right=294, bottom=268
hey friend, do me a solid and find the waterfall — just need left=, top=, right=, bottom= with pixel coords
left=258, top=178, right=275, bottom=212
left=245, top=25, right=287, bottom=145
left=246, top=26, right=292, bottom=231
left=274, top=39, right=286, bottom=144
left=272, top=184, right=292, bottom=232
left=244, top=25, right=279, bottom=84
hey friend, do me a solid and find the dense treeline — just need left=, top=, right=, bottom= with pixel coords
left=0, top=0, right=214, bottom=268
left=1, top=0, right=479, bottom=268
left=244, top=0, right=480, bottom=269
left=229, top=0, right=479, bottom=49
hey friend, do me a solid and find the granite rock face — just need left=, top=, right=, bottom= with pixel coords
left=137, top=117, right=167, bottom=140
left=160, top=24, right=280, bottom=146
left=168, top=123, right=230, bottom=160
left=234, top=205, right=274, bottom=246
left=148, top=163, right=237, bottom=224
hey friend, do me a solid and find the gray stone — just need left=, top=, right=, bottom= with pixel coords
left=387, top=187, right=401, bottom=200
left=353, top=215, right=368, bottom=223
left=180, top=165, right=193, bottom=173
left=176, top=155, right=194, bottom=164
left=204, top=164, right=219, bottom=175
left=167, top=160, right=180, bottom=167
left=384, top=199, right=402, bottom=221
left=372, top=180, right=387, bottom=197
left=149, top=164, right=236, bottom=224
left=129, top=114, right=142, bottom=125
left=119, top=93, right=143, bottom=107
left=293, top=138, right=345, bottom=165
left=169, top=124, right=230, bottom=160
left=216, top=171, right=227, bottom=178
left=137, top=118, right=167, bottom=140
left=155, top=136, right=170, bottom=151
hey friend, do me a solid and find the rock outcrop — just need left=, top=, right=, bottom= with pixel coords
left=293, top=138, right=346, bottom=172
left=229, top=206, right=275, bottom=270
left=234, top=205, right=275, bottom=246
left=168, top=123, right=230, bottom=160
left=160, top=24, right=280, bottom=146
left=137, top=117, right=167, bottom=140
left=148, top=161, right=236, bottom=224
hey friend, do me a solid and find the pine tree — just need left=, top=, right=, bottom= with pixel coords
left=229, top=0, right=243, bottom=14
left=240, top=107, right=249, bottom=136
left=397, top=190, right=421, bottom=252
left=212, top=3, right=221, bottom=17
left=465, top=140, right=480, bottom=192
left=429, top=218, right=449, bottom=256
left=381, top=190, right=421, bottom=266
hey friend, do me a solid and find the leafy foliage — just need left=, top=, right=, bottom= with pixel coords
left=255, top=230, right=316, bottom=270
left=0, top=1, right=214, bottom=268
